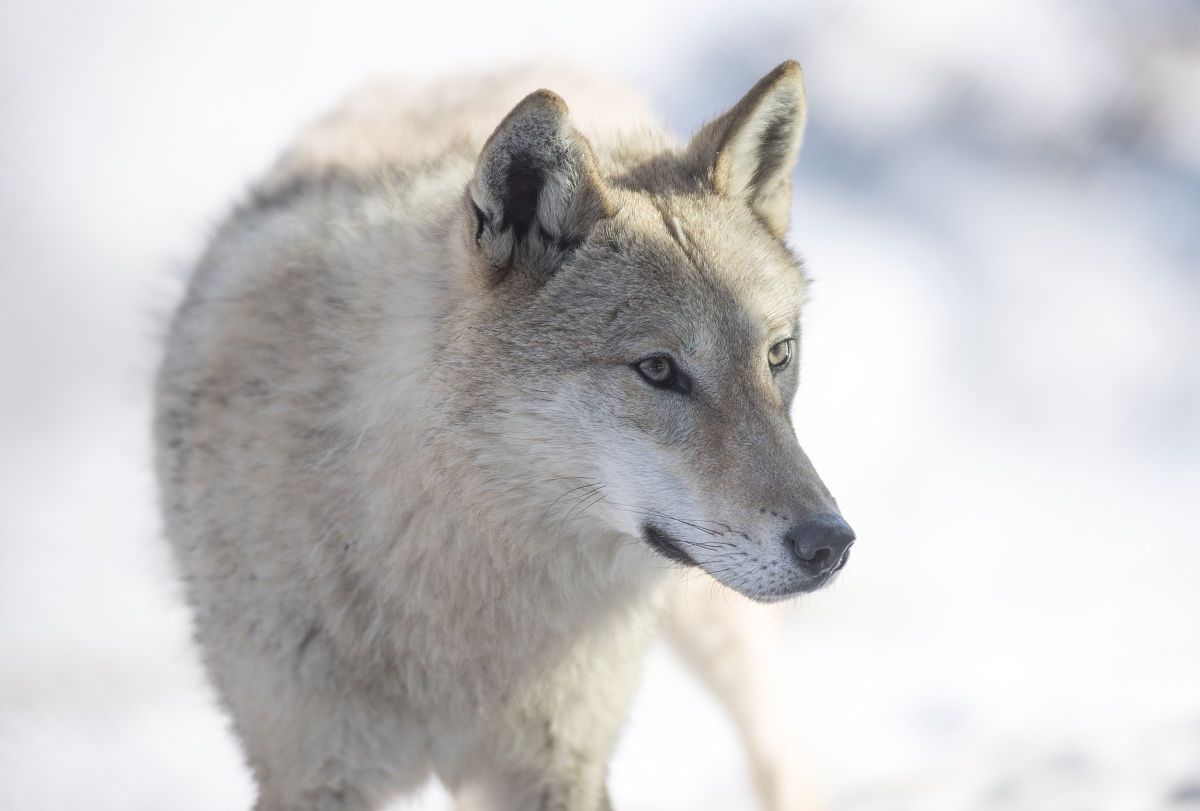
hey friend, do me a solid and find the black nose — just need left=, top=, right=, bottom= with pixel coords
left=785, top=513, right=855, bottom=576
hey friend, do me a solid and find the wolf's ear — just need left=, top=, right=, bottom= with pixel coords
left=468, top=90, right=615, bottom=275
left=688, top=61, right=807, bottom=240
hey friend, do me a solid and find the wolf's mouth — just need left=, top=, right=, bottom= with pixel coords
left=641, top=524, right=699, bottom=567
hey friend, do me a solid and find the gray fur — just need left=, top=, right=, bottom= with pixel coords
left=155, top=61, right=848, bottom=810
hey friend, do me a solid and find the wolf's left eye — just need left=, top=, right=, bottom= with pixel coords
left=768, top=339, right=793, bottom=372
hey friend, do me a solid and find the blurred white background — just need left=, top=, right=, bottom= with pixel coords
left=2, top=0, right=1198, bottom=809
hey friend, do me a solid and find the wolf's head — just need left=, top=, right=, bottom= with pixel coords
left=449, top=61, right=852, bottom=602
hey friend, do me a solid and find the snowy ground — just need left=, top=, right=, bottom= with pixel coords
left=2, top=1, right=1198, bottom=809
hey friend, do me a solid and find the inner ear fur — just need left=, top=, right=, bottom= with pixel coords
left=688, top=60, right=807, bottom=239
left=468, top=89, right=615, bottom=275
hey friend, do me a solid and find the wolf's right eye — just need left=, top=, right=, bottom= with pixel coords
left=768, top=338, right=794, bottom=372
left=634, top=355, right=691, bottom=393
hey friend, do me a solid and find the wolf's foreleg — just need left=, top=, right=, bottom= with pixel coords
left=663, top=582, right=826, bottom=811
left=449, top=617, right=651, bottom=811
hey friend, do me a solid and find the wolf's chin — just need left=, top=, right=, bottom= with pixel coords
left=754, top=557, right=850, bottom=601
left=714, top=556, right=848, bottom=603
left=742, top=572, right=840, bottom=603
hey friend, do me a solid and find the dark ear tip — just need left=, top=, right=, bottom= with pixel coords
left=767, top=60, right=805, bottom=94
left=513, top=88, right=570, bottom=120
left=481, top=89, right=573, bottom=159
left=774, top=59, right=803, bottom=78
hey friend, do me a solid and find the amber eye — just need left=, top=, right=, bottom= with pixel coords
left=637, top=356, right=674, bottom=383
left=634, top=355, right=691, bottom=393
left=768, top=338, right=793, bottom=371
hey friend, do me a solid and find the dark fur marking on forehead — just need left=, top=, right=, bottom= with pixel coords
left=649, top=201, right=711, bottom=281
left=659, top=208, right=688, bottom=251
left=607, top=150, right=708, bottom=196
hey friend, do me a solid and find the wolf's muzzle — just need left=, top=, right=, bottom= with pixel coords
left=785, top=513, right=855, bottom=577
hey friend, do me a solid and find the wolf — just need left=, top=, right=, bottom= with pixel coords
left=155, top=61, right=854, bottom=811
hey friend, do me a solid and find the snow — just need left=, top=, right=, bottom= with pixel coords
left=2, top=0, right=1198, bottom=808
